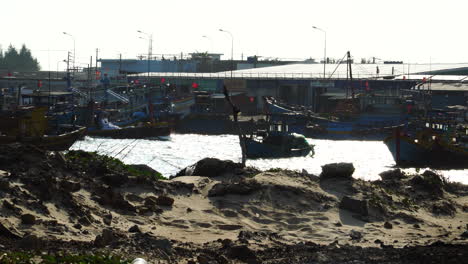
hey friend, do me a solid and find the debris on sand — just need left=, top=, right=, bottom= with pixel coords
left=0, top=145, right=467, bottom=263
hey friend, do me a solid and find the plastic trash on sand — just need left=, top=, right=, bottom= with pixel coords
left=132, top=258, right=148, bottom=264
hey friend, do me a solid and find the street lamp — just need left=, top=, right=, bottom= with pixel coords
left=219, top=29, right=234, bottom=78
left=62, top=32, right=76, bottom=71
left=312, top=26, right=327, bottom=79
left=137, top=30, right=153, bottom=83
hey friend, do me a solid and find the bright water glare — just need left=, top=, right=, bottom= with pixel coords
left=71, top=134, right=468, bottom=184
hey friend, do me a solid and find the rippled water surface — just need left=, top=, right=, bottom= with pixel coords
left=71, top=134, right=467, bottom=184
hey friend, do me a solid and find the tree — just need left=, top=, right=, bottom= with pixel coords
left=0, top=44, right=40, bottom=71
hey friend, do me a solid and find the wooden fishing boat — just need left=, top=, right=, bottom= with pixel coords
left=0, top=107, right=86, bottom=151
left=86, top=123, right=170, bottom=139
left=0, top=126, right=86, bottom=151
left=245, top=123, right=314, bottom=159
left=384, top=120, right=468, bottom=168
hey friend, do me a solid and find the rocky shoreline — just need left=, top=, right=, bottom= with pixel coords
left=0, top=144, right=467, bottom=263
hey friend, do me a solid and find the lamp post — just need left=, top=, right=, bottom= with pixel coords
left=137, top=30, right=153, bottom=84
left=62, top=32, right=75, bottom=71
left=312, top=26, right=326, bottom=79
left=219, top=29, right=233, bottom=78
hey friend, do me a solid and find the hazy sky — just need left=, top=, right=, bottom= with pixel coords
left=2, top=0, right=467, bottom=70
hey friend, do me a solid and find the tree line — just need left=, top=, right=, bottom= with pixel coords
left=0, top=44, right=41, bottom=72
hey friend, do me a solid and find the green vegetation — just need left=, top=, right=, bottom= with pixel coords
left=66, top=150, right=164, bottom=181
left=0, top=44, right=40, bottom=72
left=0, top=252, right=129, bottom=264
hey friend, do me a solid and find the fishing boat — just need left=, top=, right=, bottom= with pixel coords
left=0, top=107, right=86, bottom=151
left=86, top=111, right=170, bottom=139
left=264, top=96, right=408, bottom=140
left=245, top=122, right=314, bottom=159
left=384, top=116, right=468, bottom=168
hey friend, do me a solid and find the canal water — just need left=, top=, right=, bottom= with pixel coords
left=70, top=134, right=467, bottom=184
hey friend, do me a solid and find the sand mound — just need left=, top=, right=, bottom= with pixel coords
left=0, top=145, right=467, bottom=263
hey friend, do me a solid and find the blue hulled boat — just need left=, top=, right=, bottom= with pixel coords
left=384, top=119, right=468, bottom=168
left=245, top=123, right=314, bottom=159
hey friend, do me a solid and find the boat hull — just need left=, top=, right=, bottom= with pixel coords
left=245, top=138, right=312, bottom=159
left=384, top=134, right=468, bottom=168
left=87, top=125, right=170, bottom=139
left=0, top=126, right=86, bottom=151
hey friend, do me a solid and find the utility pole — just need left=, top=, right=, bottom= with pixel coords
left=95, top=48, right=99, bottom=80
left=66, top=51, right=71, bottom=89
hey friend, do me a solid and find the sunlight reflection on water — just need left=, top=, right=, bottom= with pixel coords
left=71, top=134, right=467, bottom=184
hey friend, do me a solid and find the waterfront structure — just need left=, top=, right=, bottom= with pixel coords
left=124, top=62, right=468, bottom=113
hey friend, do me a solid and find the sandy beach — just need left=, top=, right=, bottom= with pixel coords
left=0, top=144, right=467, bottom=263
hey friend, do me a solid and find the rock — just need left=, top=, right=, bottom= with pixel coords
left=379, top=169, right=405, bottom=181
left=413, top=224, right=421, bottom=229
left=334, top=221, right=343, bottom=227
left=174, top=158, right=243, bottom=178
left=0, top=178, right=10, bottom=191
left=392, top=212, right=423, bottom=224
left=349, top=230, right=363, bottom=240
left=155, top=195, right=174, bottom=207
left=216, top=255, right=229, bottom=264
left=384, top=221, right=393, bottom=229
left=320, top=163, right=355, bottom=180
left=21, top=214, right=36, bottom=225
left=197, top=255, right=211, bottom=264
left=410, top=171, right=445, bottom=196
left=339, top=196, right=368, bottom=216
left=126, top=193, right=144, bottom=203
left=103, top=213, right=112, bottom=225
left=18, top=235, right=41, bottom=250
left=78, top=216, right=92, bottom=226
left=2, top=200, right=22, bottom=214
left=431, top=200, right=457, bottom=216
left=461, top=231, right=468, bottom=239
left=96, top=187, right=136, bottom=213
left=208, top=180, right=261, bottom=197
left=59, top=180, right=81, bottom=192
left=73, top=223, right=82, bottom=230
left=150, top=238, right=172, bottom=252
left=128, top=225, right=141, bottom=233
left=0, top=220, right=22, bottom=239
left=227, top=245, right=257, bottom=263
left=217, top=224, right=243, bottom=231
left=94, top=228, right=117, bottom=247
left=102, top=173, right=129, bottom=187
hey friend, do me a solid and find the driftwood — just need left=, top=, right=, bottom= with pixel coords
left=223, top=85, right=247, bottom=167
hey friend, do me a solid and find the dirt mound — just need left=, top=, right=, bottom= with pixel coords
left=173, top=157, right=259, bottom=178
left=0, top=144, right=467, bottom=263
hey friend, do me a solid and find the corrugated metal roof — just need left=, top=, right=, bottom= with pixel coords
left=427, top=83, right=468, bottom=91
left=130, top=63, right=468, bottom=80
left=393, top=75, right=468, bottom=82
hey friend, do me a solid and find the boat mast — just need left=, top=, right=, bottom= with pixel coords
left=347, top=51, right=354, bottom=99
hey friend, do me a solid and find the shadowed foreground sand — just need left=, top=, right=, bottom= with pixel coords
left=0, top=145, right=467, bottom=263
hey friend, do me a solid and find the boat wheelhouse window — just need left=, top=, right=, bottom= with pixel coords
left=277, top=125, right=282, bottom=132
left=432, top=136, right=436, bottom=140
left=285, top=125, right=288, bottom=132
left=270, top=125, right=274, bottom=131
left=426, top=123, right=430, bottom=128
left=452, top=138, right=457, bottom=142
